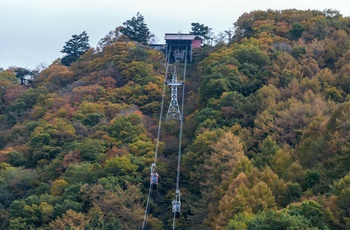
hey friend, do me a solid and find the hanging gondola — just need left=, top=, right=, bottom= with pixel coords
left=172, top=190, right=181, bottom=219
left=150, top=173, right=158, bottom=190
left=150, top=163, right=159, bottom=190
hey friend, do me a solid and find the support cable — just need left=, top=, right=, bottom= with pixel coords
left=141, top=46, right=172, bottom=230
left=154, top=47, right=172, bottom=163
left=172, top=44, right=188, bottom=230
left=142, top=183, right=153, bottom=230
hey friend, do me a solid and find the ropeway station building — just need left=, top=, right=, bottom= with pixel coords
left=150, top=33, right=202, bottom=63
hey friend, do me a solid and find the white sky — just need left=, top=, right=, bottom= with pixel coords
left=1, top=0, right=349, bottom=70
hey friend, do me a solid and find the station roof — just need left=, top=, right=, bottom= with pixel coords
left=164, top=33, right=195, bottom=41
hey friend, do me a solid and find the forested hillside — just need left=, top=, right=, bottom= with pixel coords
left=1, top=9, right=350, bottom=229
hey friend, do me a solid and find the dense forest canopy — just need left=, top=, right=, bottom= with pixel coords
left=1, top=8, right=350, bottom=229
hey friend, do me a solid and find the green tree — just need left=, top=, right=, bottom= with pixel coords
left=77, top=138, right=106, bottom=161
left=14, top=67, right=34, bottom=86
left=61, top=31, right=90, bottom=66
left=120, top=12, right=153, bottom=45
left=245, top=210, right=312, bottom=230
left=7, top=151, right=26, bottom=167
left=104, top=155, right=138, bottom=176
left=331, top=173, right=350, bottom=227
left=190, top=22, right=210, bottom=41
left=288, top=23, right=305, bottom=40
left=287, top=200, right=330, bottom=229
left=231, top=39, right=270, bottom=95
left=252, top=136, right=278, bottom=169
left=8, top=194, right=60, bottom=229
left=3, top=167, right=38, bottom=202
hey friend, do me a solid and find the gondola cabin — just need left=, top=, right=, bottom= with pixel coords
left=172, top=201, right=181, bottom=218
left=150, top=172, right=159, bottom=190
left=149, top=163, right=159, bottom=190
left=165, top=33, right=198, bottom=63
left=172, top=189, right=181, bottom=218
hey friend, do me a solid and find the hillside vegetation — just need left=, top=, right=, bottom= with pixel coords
left=1, top=9, right=350, bottom=229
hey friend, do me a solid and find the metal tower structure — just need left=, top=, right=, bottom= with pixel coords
left=166, top=65, right=183, bottom=120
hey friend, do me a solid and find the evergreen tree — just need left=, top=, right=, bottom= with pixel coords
left=120, top=12, right=153, bottom=45
left=61, top=31, right=90, bottom=66
left=190, top=22, right=210, bottom=40
left=14, top=67, right=34, bottom=85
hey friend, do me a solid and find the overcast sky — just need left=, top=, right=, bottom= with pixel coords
left=1, top=0, right=349, bottom=70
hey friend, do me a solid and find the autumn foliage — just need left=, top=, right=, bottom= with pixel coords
left=0, top=8, right=350, bottom=229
